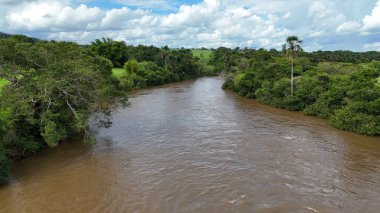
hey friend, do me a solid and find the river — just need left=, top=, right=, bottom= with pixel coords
left=1, top=77, right=380, bottom=213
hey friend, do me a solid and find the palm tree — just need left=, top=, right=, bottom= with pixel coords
left=283, top=36, right=303, bottom=96
left=160, top=46, right=171, bottom=70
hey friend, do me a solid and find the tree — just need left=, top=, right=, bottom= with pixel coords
left=88, top=38, right=129, bottom=68
left=160, top=46, right=170, bottom=70
left=0, top=39, right=123, bottom=184
left=283, top=36, right=303, bottom=96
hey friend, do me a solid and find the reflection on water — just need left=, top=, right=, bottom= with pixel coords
left=1, top=77, right=379, bottom=213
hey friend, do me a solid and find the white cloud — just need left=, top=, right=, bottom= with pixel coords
left=161, top=1, right=220, bottom=28
left=0, top=0, right=380, bottom=51
left=111, top=0, right=177, bottom=11
left=362, top=1, right=380, bottom=32
left=100, top=7, right=148, bottom=29
left=283, top=12, right=291, bottom=19
left=6, top=1, right=103, bottom=31
left=308, top=1, right=347, bottom=31
left=363, top=42, right=380, bottom=51
left=337, top=21, right=361, bottom=33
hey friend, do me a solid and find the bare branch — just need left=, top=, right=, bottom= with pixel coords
left=66, top=99, right=78, bottom=119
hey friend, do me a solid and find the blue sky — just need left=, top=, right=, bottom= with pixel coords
left=83, top=0, right=201, bottom=12
left=0, top=0, right=380, bottom=51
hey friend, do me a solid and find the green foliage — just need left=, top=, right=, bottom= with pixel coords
left=300, top=50, right=380, bottom=63
left=0, top=36, right=209, bottom=185
left=112, top=68, right=126, bottom=78
left=283, top=35, right=303, bottom=58
left=91, top=56, right=114, bottom=78
left=119, top=53, right=203, bottom=90
left=0, top=78, right=8, bottom=93
left=192, top=49, right=212, bottom=65
left=124, top=59, right=140, bottom=74
left=192, top=49, right=212, bottom=59
left=209, top=47, right=240, bottom=72
left=128, top=45, right=161, bottom=62
left=40, top=113, right=68, bottom=147
left=88, top=38, right=129, bottom=68
left=0, top=38, right=125, bottom=184
left=330, top=100, right=380, bottom=135
left=210, top=47, right=281, bottom=73
left=166, top=49, right=203, bottom=80
left=0, top=147, right=10, bottom=184
left=222, top=46, right=380, bottom=135
left=192, top=49, right=218, bottom=76
left=0, top=110, right=10, bottom=183
left=315, top=62, right=357, bottom=75
left=89, top=42, right=208, bottom=91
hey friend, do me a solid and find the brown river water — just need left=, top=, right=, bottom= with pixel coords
left=1, top=77, right=380, bottom=213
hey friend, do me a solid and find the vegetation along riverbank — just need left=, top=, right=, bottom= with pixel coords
left=218, top=37, right=380, bottom=136
left=0, top=35, right=214, bottom=184
left=1, top=34, right=379, bottom=185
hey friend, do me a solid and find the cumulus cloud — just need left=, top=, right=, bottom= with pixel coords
left=100, top=7, right=149, bottom=29
left=337, top=21, right=361, bottom=33
left=0, top=0, right=380, bottom=51
left=308, top=1, right=347, bottom=35
left=363, top=42, right=380, bottom=51
left=0, top=0, right=42, bottom=6
left=362, top=1, right=380, bottom=32
left=6, top=1, right=103, bottom=31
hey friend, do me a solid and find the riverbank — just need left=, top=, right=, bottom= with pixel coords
left=0, top=36, right=211, bottom=185
left=1, top=77, right=380, bottom=212
left=221, top=59, right=380, bottom=136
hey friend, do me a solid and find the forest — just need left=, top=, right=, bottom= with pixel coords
left=0, top=35, right=213, bottom=184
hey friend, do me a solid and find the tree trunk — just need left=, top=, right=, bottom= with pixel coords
left=291, top=57, right=294, bottom=96
left=164, top=55, right=168, bottom=70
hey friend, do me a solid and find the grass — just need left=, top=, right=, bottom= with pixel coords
left=0, top=78, right=9, bottom=120
left=377, top=76, right=380, bottom=86
left=112, top=68, right=126, bottom=79
left=112, top=50, right=217, bottom=79
left=192, top=49, right=212, bottom=64
left=0, top=78, right=9, bottom=93
left=192, top=49, right=216, bottom=74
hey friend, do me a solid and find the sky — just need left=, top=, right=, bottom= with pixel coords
left=0, top=0, right=380, bottom=51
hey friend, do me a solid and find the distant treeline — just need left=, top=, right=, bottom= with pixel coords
left=0, top=32, right=11, bottom=39
left=87, top=38, right=216, bottom=90
left=300, top=51, right=380, bottom=63
left=0, top=32, right=39, bottom=42
left=206, top=47, right=380, bottom=72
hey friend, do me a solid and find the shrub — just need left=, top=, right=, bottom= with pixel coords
left=0, top=148, right=10, bottom=184
left=330, top=101, right=380, bottom=135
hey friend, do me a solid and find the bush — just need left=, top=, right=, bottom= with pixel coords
left=222, top=47, right=380, bottom=135
left=330, top=101, right=380, bottom=135
left=0, top=39, right=121, bottom=163
left=0, top=148, right=10, bottom=184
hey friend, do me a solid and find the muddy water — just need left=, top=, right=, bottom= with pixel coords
left=1, top=77, right=380, bottom=213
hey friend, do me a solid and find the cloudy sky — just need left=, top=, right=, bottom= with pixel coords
left=0, top=0, right=380, bottom=51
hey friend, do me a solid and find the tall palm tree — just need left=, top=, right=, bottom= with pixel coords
left=283, top=36, right=303, bottom=96
left=160, top=46, right=170, bottom=70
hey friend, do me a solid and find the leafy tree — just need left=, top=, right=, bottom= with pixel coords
left=283, top=36, right=303, bottom=95
left=88, top=38, right=129, bottom=68
left=300, top=50, right=380, bottom=63
left=160, top=46, right=171, bottom=70
left=0, top=38, right=124, bottom=183
left=128, top=45, right=160, bottom=62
